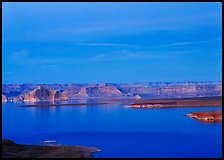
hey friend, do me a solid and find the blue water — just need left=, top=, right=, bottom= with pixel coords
left=2, top=100, right=222, bottom=158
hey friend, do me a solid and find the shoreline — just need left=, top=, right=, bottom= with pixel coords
left=185, top=110, right=222, bottom=123
left=16, top=102, right=109, bottom=108
left=2, top=139, right=101, bottom=158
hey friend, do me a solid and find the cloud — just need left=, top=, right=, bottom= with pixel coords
left=3, top=9, right=221, bottom=43
left=50, top=64, right=56, bottom=68
left=167, top=37, right=221, bottom=47
left=3, top=72, right=11, bottom=75
left=75, top=43, right=134, bottom=47
left=82, top=50, right=160, bottom=63
left=3, top=2, right=221, bottom=44
left=10, top=49, right=30, bottom=61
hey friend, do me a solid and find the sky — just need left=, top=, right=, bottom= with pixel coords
left=2, top=2, right=222, bottom=84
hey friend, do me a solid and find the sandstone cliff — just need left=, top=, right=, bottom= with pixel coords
left=74, top=87, right=89, bottom=97
left=2, top=95, right=7, bottom=102
left=24, top=86, right=61, bottom=102
left=59, top=91, right=69, bottom=101
left=13, top=96, right=24, bottom=102
left=86, top=85, right=122, bottom=97
left=2, top=82, right=222, bottom=101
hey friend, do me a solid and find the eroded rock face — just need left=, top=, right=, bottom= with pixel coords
left=74, top=87, right=89, bottom=97
left=13, top=96, right=24, bottom=102
left=54, top=91, right=61, bottom=100
left=86, top=86, right=122, bottom=97
left=2, top=82, right=222, bottom=100
left=59, top=91, right=69, bottom=101
left=185, top=111, right=222, bottom=123
left=2, top=95, right=7, bottom=102
left=24, top=86, right=61, bottom=102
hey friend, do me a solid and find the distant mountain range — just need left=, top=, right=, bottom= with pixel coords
left=2, top=82, right=222, bottom=102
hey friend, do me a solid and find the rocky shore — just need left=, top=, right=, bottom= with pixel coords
left=2, top=139, right=101, bottom=158
left=185, top=111, right=222, bottom=123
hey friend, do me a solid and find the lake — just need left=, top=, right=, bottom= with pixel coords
left=2, top=99, right=222, bottom=158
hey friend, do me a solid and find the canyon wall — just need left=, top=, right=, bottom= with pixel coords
left=2, top=82, right=222, bottom=102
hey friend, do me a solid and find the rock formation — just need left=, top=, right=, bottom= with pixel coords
left=2, top=82, right=222, bottom=101
left=24, top=86, right=61, bottom=102
left=185, top=110, right=222, bottom=123
left=59, top=91, right=69, bottom=101
left=74, top=87, right=89, bottom=97
left=2, top=95, right=7, bottom=102
left=13, top=96, right=24, bottom=102
left=86, top=85, right=122, bottom=97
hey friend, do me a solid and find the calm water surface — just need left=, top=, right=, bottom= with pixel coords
left=2, top=99, right=222, bottom=158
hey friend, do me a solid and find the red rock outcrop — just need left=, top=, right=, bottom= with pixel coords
left=185, top=110, right=222, bottom=123
left=24, top=86, right=61, bottom=102
left=2, top=95, right=7, bottom=102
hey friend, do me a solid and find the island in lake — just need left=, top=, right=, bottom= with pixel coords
left=185, top=110, right=222, bottom=123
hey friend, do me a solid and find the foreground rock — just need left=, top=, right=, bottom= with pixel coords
left=2, top=139, right=100, bottom=158
left=127, top=96, right=222, bottom=108
left=185, top=111, right=222, bottom=123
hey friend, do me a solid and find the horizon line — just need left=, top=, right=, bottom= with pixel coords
left=2, top=81, right=222, bottom=85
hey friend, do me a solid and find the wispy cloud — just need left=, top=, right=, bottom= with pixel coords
left=50, top=64, right=56, bottom=68
left=3, top=72, right=11, bottom=75
left=168, top=37, right=221, bottom=47
left=74, top=43, right=136, bottom=48
left=82, top=50, right=161, bottom=62
left=4, top=10, right=221, bottom=43
left=10, top=49, right=30, bottom=61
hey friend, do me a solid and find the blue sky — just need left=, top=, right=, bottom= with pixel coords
left=2, top=2, right=222, bottom=84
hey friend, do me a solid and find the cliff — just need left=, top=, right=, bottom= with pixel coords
left=13, top=95, right=24, bottom=102
left=23, top=86, right=61, bottom=102
left=74, top=87, right=89, bottom=97
left=86, top=85, right=123, bottom=97
left=2, top=82, right=222, bottom=101
left=2, top=95, right=7, bottom=102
